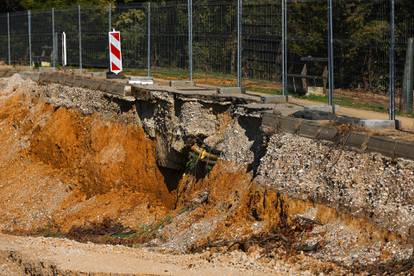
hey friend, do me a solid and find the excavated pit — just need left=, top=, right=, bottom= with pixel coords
left=0, top=73, right=412, bottom=275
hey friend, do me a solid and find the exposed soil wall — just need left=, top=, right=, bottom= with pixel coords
left=256, top=133, right=414, bottom=239
left=0, top=74, right=173, bottom=235
left=132, top=79, right=414, bottom=241
left=148, top=162, right=412, bottom=274
left=0, top=73, right=413, bottom=274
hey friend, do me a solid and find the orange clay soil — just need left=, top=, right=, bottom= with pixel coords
left=0, top=88, right=173, bottom=234
left=173, top=162, right=398, bottom=250
left=0, top=89, right=397, bottom=246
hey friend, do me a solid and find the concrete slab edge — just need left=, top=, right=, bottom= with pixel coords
left=36, top=72, right=130, bottom=97
left=262, top=113, right=414, bottom=161
left=169, top=80, right=195, bottom=87
left=11, top=70, right=413, bottom=161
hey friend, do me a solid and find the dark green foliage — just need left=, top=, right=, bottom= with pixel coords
left=3, top=0, right=414, bottom=92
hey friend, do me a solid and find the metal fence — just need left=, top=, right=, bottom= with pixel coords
left=1, top=0, right=414, bottom=119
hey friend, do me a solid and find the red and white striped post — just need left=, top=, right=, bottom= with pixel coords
left=108, top=30, right=123, bottom=75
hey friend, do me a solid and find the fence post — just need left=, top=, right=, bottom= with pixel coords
left=237, top=0, right=242, bottom=88
left=108, top=4, right=112, bottom=32
left=327, top=0, right=335, bottom=113
left=402, top=38, right=414, bottom=113
left=28, top=10, right=32, bottom=67
left=78, top=5, right=82, bottom=71
left=52, top=8, right=56, bottom=68
left=389, top=0, right=396, bottom=120
left=282, top=0, right=288, bottom=97
left=108, top=4, right=112, bottom=72
left=7, top=13, right=11, bottom=65
left=147, top=2, right=151, bottom=77
left=187, top=0, right=193, bottom=81
left=62, top=32, right=67, bottom=67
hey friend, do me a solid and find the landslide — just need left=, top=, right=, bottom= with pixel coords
left=0, top=74, right=412, bottom=275
left=0, top=75, right=173, bottom=234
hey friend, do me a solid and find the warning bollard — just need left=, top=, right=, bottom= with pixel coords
left=108, top=30, right=124, bottom=79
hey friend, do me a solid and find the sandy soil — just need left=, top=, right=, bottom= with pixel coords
left=0, top=233, right=298, bottom=276
left=0, top=73, right=412, bottom=275
left=0, top=74, right=314, bottom=275
left=0, top=74, right=175, bottom=236
left=0, top=75, right=338, bottom=275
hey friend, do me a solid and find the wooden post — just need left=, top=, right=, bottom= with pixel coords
left=322, top=66, right=328, bottom=95
left=301, top=64, right=308, bottom=93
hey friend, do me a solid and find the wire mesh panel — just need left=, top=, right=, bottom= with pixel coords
left=9, top=11, right=30, bottom=65
left=395, top=0, right=414, bottom=113
left=81, top=6, right=109, bottom=68
left=31, top=9, right=53, bottom=66
left=193, top=0, right=236, bottom=82
left=151, top=1, right=188, bottom=75
left=334, top=0, right=389, bottom=91
left=332, top=0, right=389, bottom=113
left=3, top=0, right=414, bottom=120
left=54, top=7, right=80, bottom=67
left=0, top=15, right=8, bottom=63
left=113, top=4, right=147, bottom=70
left=287, top=0, right=328, bottom=95
left=243, top=1, right=282, bottom=83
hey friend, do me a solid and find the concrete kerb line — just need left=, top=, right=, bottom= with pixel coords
left=261, top=113, right=414, bottom=160
left=367, top=136, right=397, bottom=159
left=33, top=68, right=402, bottom=133
left=36, top=72, right=130, bottom=97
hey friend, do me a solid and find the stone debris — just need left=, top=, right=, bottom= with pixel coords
left=256, top=133, right=414, bottom=239
left=255, top=133, right=414, bottom=272
left=212, top=119, right=255, bottom=165
left=0, top=72, right=414, bottom=274
left=179, top=101, right=217, bottom=138
left=38, top=83, right=140, bottom=124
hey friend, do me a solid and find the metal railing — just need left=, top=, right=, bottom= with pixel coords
left=1, top=0, right=414, bottom=120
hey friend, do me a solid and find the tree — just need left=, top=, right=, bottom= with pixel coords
left=1, top=0, right=23, bottom=13
left=21, top=0, right=114, bottom=10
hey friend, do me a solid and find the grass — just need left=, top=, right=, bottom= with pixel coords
left=302, top=94, right=388, bottom=114
left=123, top=67, right=238, bottom=84
left=110, top=231, right=137, bottom=239
left=245, top=86, right=282, bottom=95
left=300, top=94, right=414, bottom=118
left=111, top=214, right=174, bottom=241
left=75, top=65, right=414, bottom=118
left=34, top=220, right=63, bottom=239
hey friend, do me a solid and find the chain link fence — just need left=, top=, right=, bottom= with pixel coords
left=1, top=0, right=414, bottom=118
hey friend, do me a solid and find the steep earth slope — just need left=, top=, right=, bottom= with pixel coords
left=0, top=74, right=411, bottom=275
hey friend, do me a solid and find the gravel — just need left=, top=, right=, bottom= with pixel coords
left=256, top=133, right=414, bottom=238
left=3, top=72, right=414, bottom=274
left=37, top=82, right=139, bottom=124
left=179, top=101, right=218, bottom=138
left=215, top=119, right=255, bottom=165
left=303, top=220, right=413, bottom=268
left=251, top=131, right=414, bottom=271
